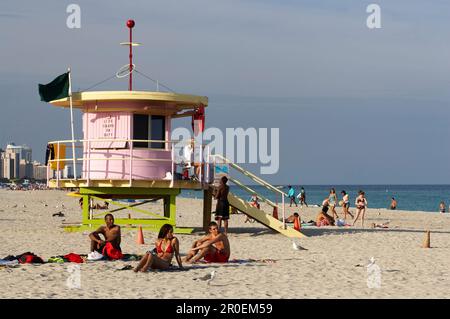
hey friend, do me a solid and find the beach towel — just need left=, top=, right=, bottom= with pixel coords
left=48, top=256, right=65, bottom=263
left=64, top=253, right=84, bottom=263
left=102, top=242, right=123, bottom=260
left=0, top=259, right=19, bottom=266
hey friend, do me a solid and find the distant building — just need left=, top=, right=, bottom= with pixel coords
left=0, top=148, right=3, bottom=179
left=32, top=161, right=48, bottom=181
left=1, top=143, right=33, bottom=179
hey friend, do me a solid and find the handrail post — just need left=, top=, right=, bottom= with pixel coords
left=87, top=140, right=91, bottom=186
left=56, top=142, right=60, bottom=188
left=282, top=194, right=286, bottom=229
left=171, top=141, right=175, bottom=186
left=199, top=143, right=203, bottom=183
left=46, top=158, right=49, bottom=187
left=129, top=139, right=133, bottom=186
left=206, top=145, right=210, bottom=184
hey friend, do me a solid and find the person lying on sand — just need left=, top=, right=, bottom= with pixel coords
left=134, top=224, right=183, bottom=272
left=89, top=214, right=121, bottom=256
left=184, top=221, right=230, bottom=263
left=93, top=201, right=109, bottom=210
left=284, top=212, right=301, bottom=223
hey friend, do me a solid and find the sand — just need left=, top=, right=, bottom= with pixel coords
left=1, top=189, right=450, bottom=299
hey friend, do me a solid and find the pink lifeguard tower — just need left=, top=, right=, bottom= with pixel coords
left=46, top=20, right=213, bottom=233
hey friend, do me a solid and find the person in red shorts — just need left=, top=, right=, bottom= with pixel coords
left=183, top=221, right=230, bottom=263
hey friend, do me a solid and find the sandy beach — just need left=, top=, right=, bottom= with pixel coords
left=1, top=189, right=450, bottom=299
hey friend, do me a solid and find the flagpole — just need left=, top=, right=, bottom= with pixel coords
left=68, top=68, right=77, bottom=180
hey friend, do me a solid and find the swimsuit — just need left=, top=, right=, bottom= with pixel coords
left=204, top=249, right=229, bottom=263
left=156, top=240, right=174, bottom=254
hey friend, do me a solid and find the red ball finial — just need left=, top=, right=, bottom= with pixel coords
left=127, top=19, right=135, bottom=28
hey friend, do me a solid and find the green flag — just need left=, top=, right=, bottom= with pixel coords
left=38, top=72, right=70, bottom=102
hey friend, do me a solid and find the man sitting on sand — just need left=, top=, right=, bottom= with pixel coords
left=184, top=221, right=230, bottom=263
left=88, top=213, right=122, bottom=260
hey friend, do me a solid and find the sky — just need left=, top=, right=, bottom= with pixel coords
left=0, top=0, right=449, bottom=184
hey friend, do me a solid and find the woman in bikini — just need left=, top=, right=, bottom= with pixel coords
left=352, top=191, right=368, bottom=227
left=134, top=224, right=183, bottom=272
left=328, top=188, right=339, bottom=220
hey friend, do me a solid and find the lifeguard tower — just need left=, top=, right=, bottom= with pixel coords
left=45, top=20, right=304, bottom=238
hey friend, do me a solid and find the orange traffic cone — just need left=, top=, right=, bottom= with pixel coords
left=294, top=216, right=301, bottom=231
left=273, top=205, right=279, bottom=220
left=422, top=230, right=430, bottom=248
left=137, top=226, right=145, bottom=245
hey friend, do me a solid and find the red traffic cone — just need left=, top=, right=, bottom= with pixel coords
left=273, top=205, right=279, bottom=220
left=294, top=216, right=301, bottom=231
left=137, top=226, right=145, bottom=245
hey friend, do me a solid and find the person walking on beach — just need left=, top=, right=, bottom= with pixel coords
left=390, top=197, right=397, bottom=210
left=288, top=185, right=298, bottom=207
left=184, top=221, right=230, bottom=263
left=297, top=187, right=308, bottom=207
left=134, top=224, right=183, bottom=272
left=214, top=176, right=230, bottom=235
left=340, top=190, right=354, bottom=220
left=328, top=188, right=339, bottom=219
left=439, top=201, right=446, bottom=214
left=353, top=191, right=368, bottom=227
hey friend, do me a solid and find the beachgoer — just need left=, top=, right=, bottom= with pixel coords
left=439, top=201, right=446, bottom=214
left=341, top=190, right=354, bottom=219
left=288, top=186, right=298, bottom=207
left=214, top=176, right=230, bottom=235
left=316, top=205, right=335, bottom=226
left=245, top=194, right=259, bottom=223
left=353, top=191, right=368, bottom=227
left=89, top=213, right=121, bottom=254
left=184, top=221, right=230, bottom=263
left=390, top=197, right=397, bottom=210
left=93, top=201, right=109, bottom=210
left=297, top=187, right=308, bottom=207
left=134, top=224, right=183, bottom=272
left=284, top=212, right=301, bottom=223
left=249, top=194, right=260, bottom=209
left=328, top=188, right=339, bottom=219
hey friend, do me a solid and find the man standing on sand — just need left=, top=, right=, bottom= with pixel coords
left=184, top=221, right=230, bottom=263
left=88, top=214, right=122, bottom=260
left=214, top=176, right=230, bottom=235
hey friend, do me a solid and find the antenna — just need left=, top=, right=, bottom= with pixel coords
left=120, top=19, right=142, bottom=91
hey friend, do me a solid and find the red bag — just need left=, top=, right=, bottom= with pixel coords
left=17, top=252, right=44, bottom=264
left=64, top=253, right=84, bottom=263
left=102, top=242, right=123, bottom=260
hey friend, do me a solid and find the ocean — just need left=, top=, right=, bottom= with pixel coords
left=181, top=185, right=450, bottom=213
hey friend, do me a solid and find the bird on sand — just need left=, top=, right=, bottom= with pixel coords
left=193, top=270, right=216, bottom=285
left=292, top=241, right=307, bottom=251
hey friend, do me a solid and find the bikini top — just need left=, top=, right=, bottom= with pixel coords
left=156, top=240, right=174, bottom=254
